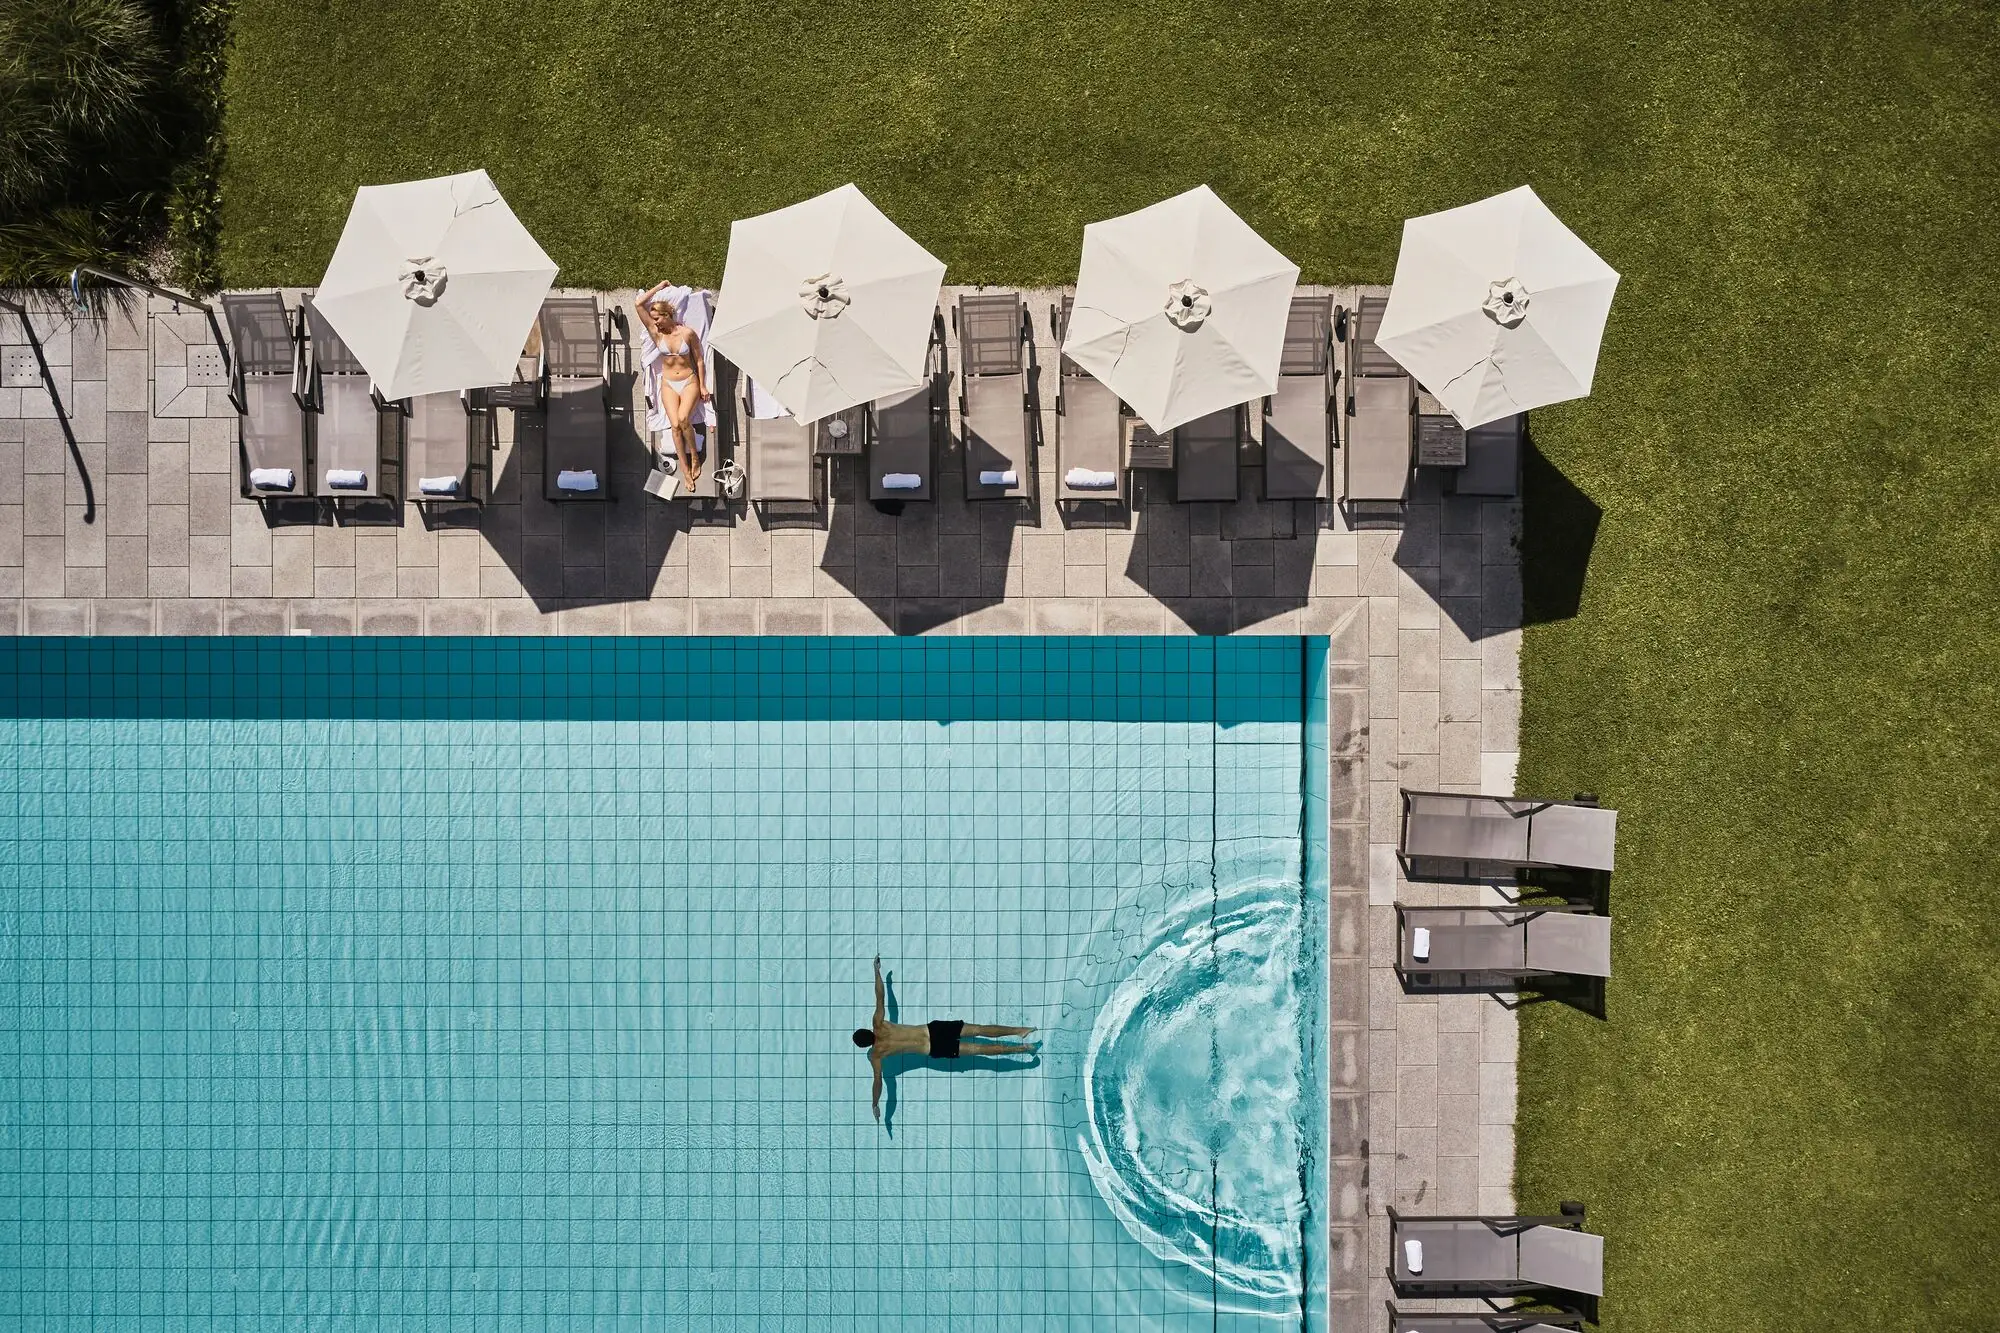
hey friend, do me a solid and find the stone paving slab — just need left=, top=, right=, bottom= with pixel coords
left=0, top=282, right=1526, bottom=1332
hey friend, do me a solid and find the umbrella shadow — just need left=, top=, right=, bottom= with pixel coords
left=485, top=359, right=676, bottom=610
left=1421, top=429, right=1602, bottom=645
left=816, top=432, right=1022, bottom=636
left=1123, top=485, right=1316, bottom=634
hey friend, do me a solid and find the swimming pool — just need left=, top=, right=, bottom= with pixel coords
left=0, top=637, right=1330, bottom=1330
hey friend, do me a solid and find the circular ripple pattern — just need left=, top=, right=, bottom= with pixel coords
left=1078, top=884, right=1310, bottom=1309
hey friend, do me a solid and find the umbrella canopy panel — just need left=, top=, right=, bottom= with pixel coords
left=707, top=184, right=947, bottom=424
left=1376, top=185, right=1620, bottom=428
left=1061, top=185, right=1299, bottom=434
left=313, top=170, right=557, bottom=402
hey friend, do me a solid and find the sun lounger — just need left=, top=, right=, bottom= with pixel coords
left=868, top=312, right=945, bottom=503
left=538, top=296, right=615, bottom=502
left=222, top=292, right=311, bottom=501
left=1389, top=1207, right=1604, bottom=1307
left=304, top=299, right=394, bottom=510
left=1264, top=293, right=1336, bottom=499
left=1396, top=905, right=1613, bottom=988
left=1052, top=296, right=1127, bottom=504
left=1452, top=411, right=1525, bottom=497
left=1399, top=789, right=1619, bottom=879
left=1344, top=294, right=1414, bottom=513
left=1389, top=1308, right=1583, bottom=1333
left=957, top=292, right=1038, bottom=503
left=402, top=389, right=492, bottom=507
left=1175, top=403, right=1245, bottom=502
left=743, top=379, right=818, bottom=509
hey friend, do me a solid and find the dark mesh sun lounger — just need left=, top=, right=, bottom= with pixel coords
left=1453, top=412, right=1525, bottom=497
left=1052, top=297, right=1126, bottom=503
left=1390, top=1309, right=1583, bottom=1333
left=1344, top=294, right=1414, bottom=508
left=305, top=300, right=391, bottom=504
left=222, top=293, right=311, bottom=500
left=1396, top=905, right=1613, bottom=986
left=1389, top=1209, right=1605, bottom=1303
left=1264, top=293, right=1336, bottom=499
left=868, top=313, right=945, bottom=503
left=957, top=293, right=1036, bottom=502
left=1399, top=789, right=1619, bottom=878
left=539, top=297, right=612, bottom=502
left=1175, top=405, right=1243, bottom=501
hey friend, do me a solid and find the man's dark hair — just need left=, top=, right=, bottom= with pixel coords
left=852, top=1028, right=875, bottom=1048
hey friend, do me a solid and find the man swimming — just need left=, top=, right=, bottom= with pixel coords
left=855, top=957, right=1036, bottom=1121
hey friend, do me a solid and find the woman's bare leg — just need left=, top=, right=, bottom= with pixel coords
left=665, top=384, right=701, bottom=483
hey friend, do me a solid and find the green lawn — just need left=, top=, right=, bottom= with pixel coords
left=223, top=2, right=2000, bottom=1327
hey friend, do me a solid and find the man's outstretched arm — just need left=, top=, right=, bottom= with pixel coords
left=871, top=1053, right=884, bottom=1120
left=873, top=956, right=886, bottom=1029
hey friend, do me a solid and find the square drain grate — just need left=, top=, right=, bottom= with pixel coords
left=186, top=345, right=229, bottom=387
left=1, top=347, right=39, bottom=388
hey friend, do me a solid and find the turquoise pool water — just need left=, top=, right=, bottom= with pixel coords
left=0, top=637, right=1329, bottom=1331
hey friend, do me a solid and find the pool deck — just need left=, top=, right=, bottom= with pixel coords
left=0, top=284, right=1524, bottom=1330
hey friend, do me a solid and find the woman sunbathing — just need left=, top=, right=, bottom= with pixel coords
left=635, top=281, right=709, bottom=484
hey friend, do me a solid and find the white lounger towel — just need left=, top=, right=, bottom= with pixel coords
left=249, top=467, right=294, bottom=491
left=1403, top=1238, right=1424, bottom=1274
left=326, top=469, right=367, bottom=490
left=1411, top=926, right=1432, bottom=961
left=1065, top=467, right=1118, bottom=490
left=880, top=472, right=922, bottom=490
left=747, top=376, right=791, bottom=420
left=979, top=469, right=1018, bottom=488
left=557, top=469, right=600, bottom=492
left=418, top=476, right=460, bottom=496
left=639, top=285, right=718, bottom=435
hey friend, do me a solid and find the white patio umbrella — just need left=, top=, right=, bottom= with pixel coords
left=706, top=184, right=946, bottom=423
left=1376, top=185, right=1620, bottom=428
left=312, top=169, right=557, bottom=401
left=1061, top=185, right=1299, bottom=434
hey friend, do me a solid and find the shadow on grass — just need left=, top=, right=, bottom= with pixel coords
left=1520, top=432, right=1603, bottom=626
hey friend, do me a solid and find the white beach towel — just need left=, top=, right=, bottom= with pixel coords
left=248, top=467, right=294, bottom=491
left=557, top=469, right=599, bottom=492
left=1411, top=926, right=1431, bottom=961
left=879, top=472, right=922, bottom=490
left=1403, top=1239, right=1424, bottom=1274
left=747, top=376, right=789, bottom=420
left=418, top=476, right=460, bottom=496
left=979, top=469, right=1018, bottom=488
left=639, top=285, right=718, bottom=435
left=1064, top=467, right=1118, bottom=490
left=326, top=469, right=367, bottom=490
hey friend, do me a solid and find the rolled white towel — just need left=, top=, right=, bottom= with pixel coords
left=1065, top=467, right=1118, bottom=490
left=1403, top=1238, right=1424, bottom=1274
left=557, top=469, right=599, bottom=492
left=325, top=469, right=367, bottom=490
left=418, top=476, right=460, bottom=496
left=879, top=472, right=922, bottom=490
left=1411, top=926, right=1432, bottom=962
left=979, top=468, right=1018, bottom=488
left=248, top=467, right=294, bottom=491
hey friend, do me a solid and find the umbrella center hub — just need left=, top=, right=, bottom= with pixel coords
left=397, top=257, right=449, bottom=306
left=799, top=273, right=851, bottom=320
left=1482, top=277, right=1531, bottom=327
left=1164, top=279, right=1211, bottom=330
